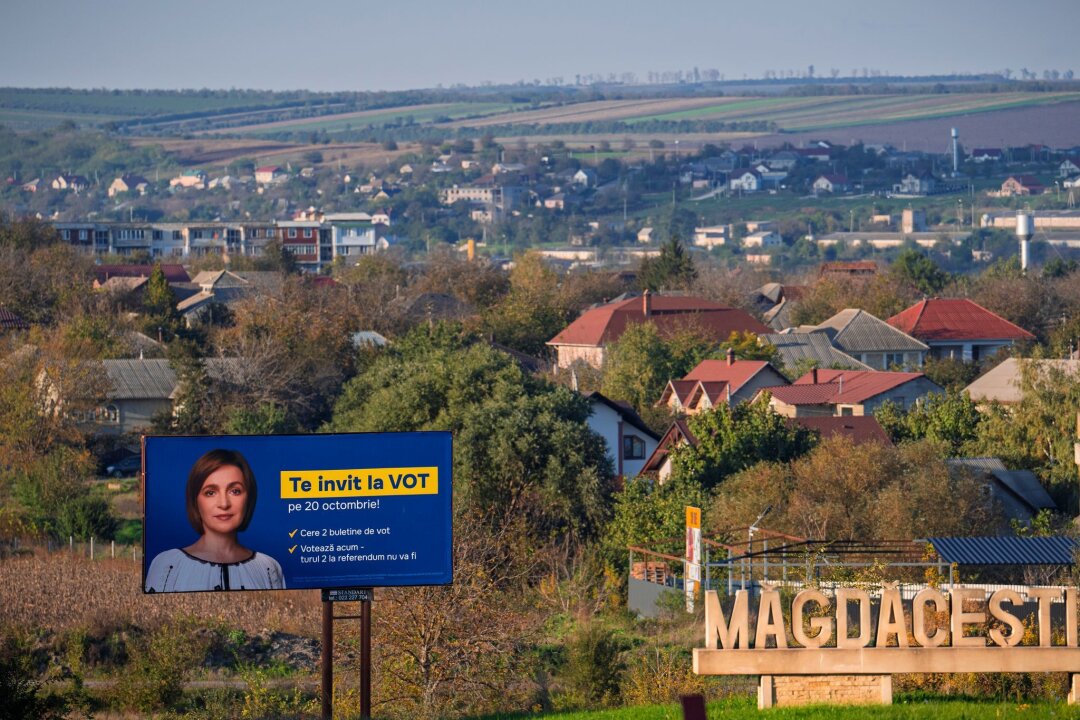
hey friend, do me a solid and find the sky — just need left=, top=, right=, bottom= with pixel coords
left=1, top=0, right=1077, bottom=92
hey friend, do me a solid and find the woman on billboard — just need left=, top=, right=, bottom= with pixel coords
left=145, top=449, right=285, bottom=592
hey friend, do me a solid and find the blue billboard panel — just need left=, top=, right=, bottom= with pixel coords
left=142, top=432, right=452, bottom=593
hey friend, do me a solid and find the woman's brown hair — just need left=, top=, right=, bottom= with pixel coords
left=185, top=449, right=257, bottom=534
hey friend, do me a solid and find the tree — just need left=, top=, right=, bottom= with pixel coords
left=638, top=236, right=696, bottom=291
left=713, top=438, right=996, bottom=542
left=327, top=325, right=614, bottom=538
left=875, top=390, right=982, bottom=455
left=600, top=322, right=673, bottom=417
left=968, top=360, right=1080, bottom=510
left=603, top=475, right=708, bottom=564
left=668, top=397, right=818, bottom=490
left=718, top=331, right=780, bottom=364
left=890, top=248, right=951, bottom=295
left=141, top=263, right=180, bottom=339
left=483, top=251, right=568, bottom=356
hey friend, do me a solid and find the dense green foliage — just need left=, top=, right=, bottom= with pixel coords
left=327, top=324, right=615, bottom=537
left=669, top=398, right=818, bottom=490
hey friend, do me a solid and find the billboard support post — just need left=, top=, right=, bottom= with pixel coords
left=360, top=590, right=372, bottom=719
left=322, top=587, right=375, bottom=719
left=321, top=599, right=333, bottom=720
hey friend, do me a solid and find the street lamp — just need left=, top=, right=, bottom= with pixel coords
left=746, top=505, right=773, bottom=588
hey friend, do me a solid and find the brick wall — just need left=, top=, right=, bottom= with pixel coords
left=759, top=675, right=892, bottom=708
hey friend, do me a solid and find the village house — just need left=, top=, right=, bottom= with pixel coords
left=761, top=332, right=871, bottom=371
left=812, top=174, right=850, bottom=194
left=52, top=174, right=89, bottom=192
left=1059, top=158, right=1080, bottom=178
left=759, top=368, right=943, bottom=417
left=893, top=172, right=937, bottom=196
left=729, top=170, right=761, bottom=193
left=888, top=298, right=1035, bottom=362
left=796, top=309, right=929, bottom=370
left=964, top=358, right=1080, bottom=407
left=546, top=291, right=769, bottom=370
left=108, top=174, right=149, bottom=198
left=742, top=230, right=782, bottom=248
left=169, top=170, right=206, bottom=189
left=584, top=391, right=660, bottom=479
left=657, top=350, right=789, bottom=415
left=970, top=148, right=1003, bottom=163
left=692, top=225, right=731, bottom=249
left=255, top=166, right=286, bottom=184
left=999, top=175, right=1045, bottom=196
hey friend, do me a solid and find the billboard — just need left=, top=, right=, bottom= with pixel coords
left=142, top=432, right=452, bottom=593
left=685, top=506, right=701, bottom=612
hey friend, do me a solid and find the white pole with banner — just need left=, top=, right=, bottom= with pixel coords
left=685, top=506, right=702, bottom=612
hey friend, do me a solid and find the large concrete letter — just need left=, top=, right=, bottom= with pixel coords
left=1027, top=587, right=1064, bottom=647
left=876, top=583, right=909, bottom=648
left=912, top=587, right=949, bottom=647
left=792, top=589, right=833, bottom=648
left=836, top=588, right=872, bottom=649
left=705, top=590, right=749, bottom=649
left=755, top=586, right=788, bottom=649
left=950, top=587, right=987, bottom=648
left=988, top=589, right=1024, bottom=648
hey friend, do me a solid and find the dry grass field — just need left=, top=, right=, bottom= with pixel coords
left=129, top=137, right=415, bottom=170
left=0, top=551, right=321, bottom=636
left=455, top=92, right=1080, bottom=132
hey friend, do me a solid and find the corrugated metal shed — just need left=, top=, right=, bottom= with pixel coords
left=928, top=536, right=1080, bottom=566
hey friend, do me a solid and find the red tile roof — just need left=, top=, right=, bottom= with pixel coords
left=767, top=369, right=928, bottom=405
left=683, top=359, right=769, bottom=392
left=641, top=418, right=698, bottom=473
left=887, top=298, right=1035, bottom=343
left=692, top=381, right=730, bottom=407
left=548, top=294, right=769, bottom=347
left=658, top=380, right=699, bottom=407
left=789, top=416, right=892, bottom=445
left=93, top=264, right=191, bottom=284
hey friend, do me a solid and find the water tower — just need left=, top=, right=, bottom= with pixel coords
left=1016, top=210, right=1034, bottom=272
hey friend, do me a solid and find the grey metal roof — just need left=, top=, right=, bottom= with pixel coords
left=947, top=457, right=1007, bottom=474
left=811, top=309, right=928, bottom=354
left=104, top=359, right=177, bottom=399
left=947, top=457, right=1056, bottom=511
left=762, top=332, right=871, bottom=372
left=996, top=470, right=1057, bottom=511
left=928, top=536, right=1080, bottom=566
left=103, top=358, right=246, bottom=400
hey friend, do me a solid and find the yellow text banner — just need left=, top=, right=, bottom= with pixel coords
left=280, top=467, right=438, bottom=499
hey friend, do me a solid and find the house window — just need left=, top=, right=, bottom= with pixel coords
left=78, top=229, right=88, bottom=241
left=303, top=228, right=313, bottom=239
left=840, top=407, right=854, bottom=416
left=288, top=229, right=297, bottom=239
left=623, top=435, right=646, bottom=460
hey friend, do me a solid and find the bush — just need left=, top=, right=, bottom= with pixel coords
left=0, top=631, right=67, bottom=720
left=115, top=620, right=208, bottom=712
left=562, top=623, right=627, bottom=708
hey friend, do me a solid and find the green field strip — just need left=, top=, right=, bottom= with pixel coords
left=236, top=101, right=518, bottom=136
left=0, top=90, right=289, bottom=116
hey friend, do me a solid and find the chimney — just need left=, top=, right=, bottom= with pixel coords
left=642, top=289, right=651, bottom=317
left=727, top=348, right=735, bottom=366
left=811, top=367, right=818, bottom=384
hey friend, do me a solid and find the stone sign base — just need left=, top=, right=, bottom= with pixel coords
left=759, top=675, right=892, bottom=709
